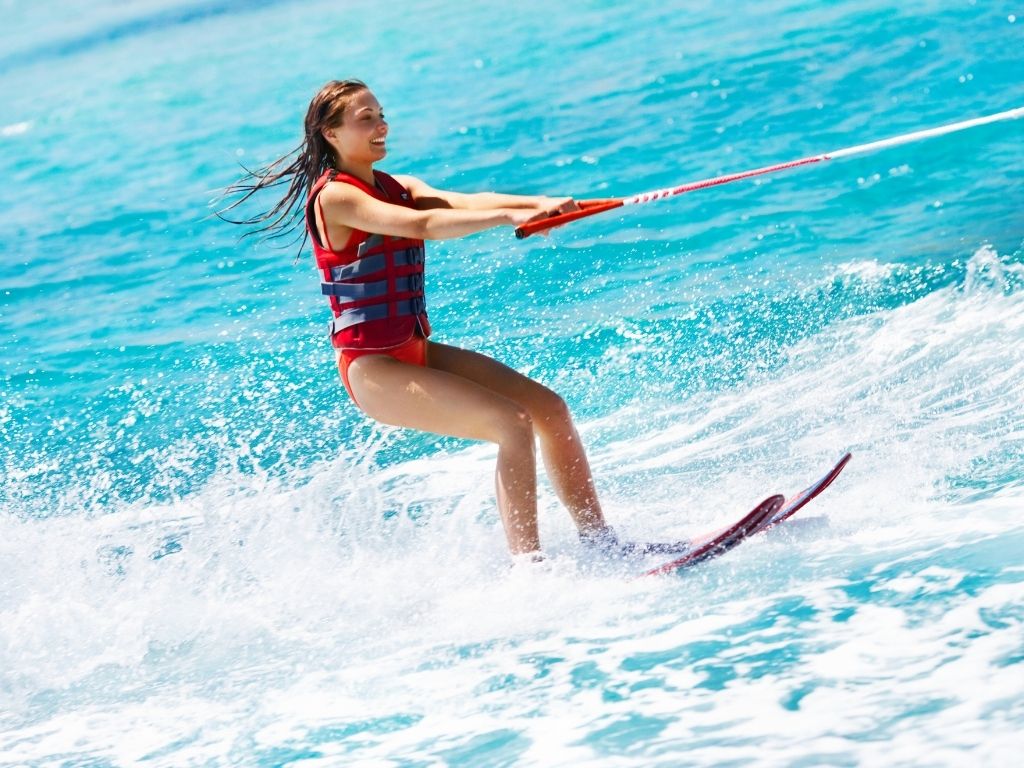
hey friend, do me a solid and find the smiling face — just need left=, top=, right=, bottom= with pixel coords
left=321, top=88, right=388, bottom=170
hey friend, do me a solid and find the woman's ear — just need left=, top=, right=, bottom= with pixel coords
left=321, top=126, right=336, bottom=142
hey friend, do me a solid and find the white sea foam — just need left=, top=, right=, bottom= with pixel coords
left=833, top=258, right=896, bottom=283
left=0, top=121, right=31, bottom=137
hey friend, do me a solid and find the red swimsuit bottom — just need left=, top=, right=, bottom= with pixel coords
left=336, top=332, right=428, bottom=407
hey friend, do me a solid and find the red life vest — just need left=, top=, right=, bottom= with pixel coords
left=305, top=169, right=431, bottom=349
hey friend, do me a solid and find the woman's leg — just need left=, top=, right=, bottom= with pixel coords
left=426, top=341, right=608, bottom=534
left=346, top=354, right=540, bottom=554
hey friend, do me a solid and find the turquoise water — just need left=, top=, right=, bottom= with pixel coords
left=2, top=0, right=1023, bottom=764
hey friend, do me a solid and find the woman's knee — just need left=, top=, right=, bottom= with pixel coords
left=530, top=386, right=572, bottom=430
left=492, top=401, right=535, bottom=446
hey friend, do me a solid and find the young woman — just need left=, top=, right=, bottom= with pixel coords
left=222, top=79, right=685, bottom=561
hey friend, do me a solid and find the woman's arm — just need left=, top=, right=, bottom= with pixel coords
left=318, top=181, right=547, bottom=241
left=395, top=175, right=577, bottom=215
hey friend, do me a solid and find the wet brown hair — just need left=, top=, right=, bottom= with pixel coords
left=217, top=79, right=368, bottom=251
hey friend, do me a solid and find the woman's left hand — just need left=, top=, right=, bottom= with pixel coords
left=542, top=197, right=580, bottom=216
left=528, top=197, right=579, bottom=236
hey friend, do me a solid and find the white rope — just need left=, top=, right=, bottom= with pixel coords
left=826, top=106, right=1024, bottom=160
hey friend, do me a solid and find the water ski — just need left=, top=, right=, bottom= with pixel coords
left=642, top=452, right=852, bottom=576
left=642, top=494, right=784, bottom=576
left=758, top=452, right=852, bottom=534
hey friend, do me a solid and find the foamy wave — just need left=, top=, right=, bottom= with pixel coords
left=832, top=258, right=896, bottom=283
left=1, top=121, right=31, bottom=137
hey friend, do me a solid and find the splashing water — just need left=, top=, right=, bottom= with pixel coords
left=2, top=0, right=1023, bottom=763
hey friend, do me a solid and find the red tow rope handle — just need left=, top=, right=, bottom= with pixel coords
left=514, top=199, right=624, bottom=239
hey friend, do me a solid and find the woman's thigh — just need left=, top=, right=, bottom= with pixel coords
left=347, top=353, right=530, bottom=443
left=426, top=341, right=565, bottom=418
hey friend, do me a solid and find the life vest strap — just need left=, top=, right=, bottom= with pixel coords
left=327, top=246, right=425, bottom=282
left=355, top=234, right=385, bottom=257
left=321, top=273, right=424, bottom=301
left=328, top=297, right=427, bottom=336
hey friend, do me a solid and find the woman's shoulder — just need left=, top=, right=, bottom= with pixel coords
left=320, top=172, right=376, bottom=203
left=387, top=172, right=425, bottom=193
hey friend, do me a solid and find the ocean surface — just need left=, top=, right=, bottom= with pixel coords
left=2, top=0, right=1023, bottom=765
